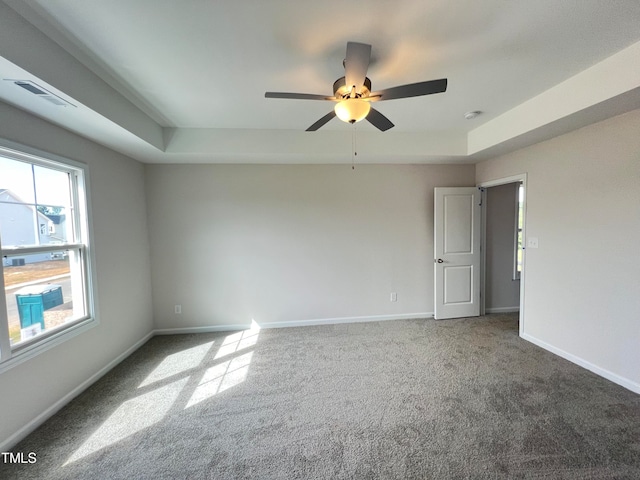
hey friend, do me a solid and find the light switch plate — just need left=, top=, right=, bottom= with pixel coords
left=527, top=237, right=539, bottom=248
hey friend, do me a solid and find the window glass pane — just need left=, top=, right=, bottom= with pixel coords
left=1, top=158, right=73, bottom=248
left=0, top=157, right=35, bottom=204
left=0, top=203, right=70, bottom=248
left=3, top=253, right=82, bottom=347
left=34, top=165, right=71, bottom=207
left=0, top=202, right=38, bottom=248
left=517, top=184, right=524, bottom=273
left=518, top=185, right=524, bottom=228
left=38, top=205, right=70, bottom=244
left=516, top=230, right=523, bottom=272
left=514, top=183, right=524, bottom=276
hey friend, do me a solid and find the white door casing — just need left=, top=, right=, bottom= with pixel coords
left=434, top=187, right=481, bottom=320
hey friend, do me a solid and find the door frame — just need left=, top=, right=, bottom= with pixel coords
left=478, top=173, right=527, bottom=336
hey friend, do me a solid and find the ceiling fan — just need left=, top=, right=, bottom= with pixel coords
left=265, top=42, right=447, bottom=132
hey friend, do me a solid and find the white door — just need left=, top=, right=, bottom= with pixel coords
left=434, top=187, right=481, bottom=320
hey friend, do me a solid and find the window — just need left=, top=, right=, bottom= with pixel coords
left=513, top=183, right=524, bottom=279
left=0, top=144, right=95, bottom=369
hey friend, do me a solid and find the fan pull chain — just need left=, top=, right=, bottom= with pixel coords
left=351, top=125, right=357, bottom=170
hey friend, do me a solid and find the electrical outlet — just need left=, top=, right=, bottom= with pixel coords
left=390, top=292, right=397, bottom=302
left=174, top=304, right=182, bottom=314
left=527, top=237, right=539, bottom=249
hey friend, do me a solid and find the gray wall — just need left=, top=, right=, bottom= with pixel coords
left=145, top=164, right=476, bottom=329
left=485, top=183, right=520, bottom=312
left=0, top=102, right=154, bottom=446
left=476, top=108, right=640, bottom=392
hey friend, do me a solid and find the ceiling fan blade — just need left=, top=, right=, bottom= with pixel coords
left=306, top=111, right=336, bottom=131
left=366, top=107, right=394, bottom=132
left=265, top=92, right=334, bottom=101
left=344, top=42, right=371, bottom=94
left=371, top=78, right=447, bottom=101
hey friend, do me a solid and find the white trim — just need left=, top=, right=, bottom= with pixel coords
left=485, top=307, right=520, bottom=314
left=478, top=173, right=528, bottom=337
left=480, top=187, right=487, bottom=316
left=521, top=333, right=640, bottom=394
left=0, top=330, right=154, bottom=452
left=0, top=139, right=89, bottom=172
left=1, top=243, right=85, bottom=256
left=154, top=324, right=248, bottom=335
left=154, top=312, right=435, bottom=334
left=258, top=312, right=434, bottom=329
left=0, top=274, right=10, bottom=363
left=478, top=174, right=527, bottom=188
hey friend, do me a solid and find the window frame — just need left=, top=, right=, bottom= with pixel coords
left=0, top=140, right=97, bottom=372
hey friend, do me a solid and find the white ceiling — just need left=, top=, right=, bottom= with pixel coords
left=1, top=0, right=640, bottom=164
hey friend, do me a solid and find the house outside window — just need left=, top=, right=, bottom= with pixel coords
left=0, top=144, right=95, bottom=369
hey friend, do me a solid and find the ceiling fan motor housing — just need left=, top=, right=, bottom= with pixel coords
left=333, top=76, right=372, bottom=98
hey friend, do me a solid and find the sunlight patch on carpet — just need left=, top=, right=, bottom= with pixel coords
left=138, top=341, right=214, bottom=388
left=186, top=321, right=260, bottom=408
left=65, top=377, right=189, bottom=465
left=214, top=321, right=261, bottom=360
left=185, top=351, right=254, bottom=408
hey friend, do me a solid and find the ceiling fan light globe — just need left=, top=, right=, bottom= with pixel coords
left=334, top=98, right=370, bottom=124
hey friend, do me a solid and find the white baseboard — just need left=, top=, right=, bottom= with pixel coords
left=485, top=306, right=520, bottom=314
left=258, top=312, right=434, bottom=329
left=154, top=324, right=248, bottom=335
left=521, top=333, right=640, bottom=394
left=158, top=312, right=433, bottom=335
left=0, top=331, right=154, bottom=452
left=154, top=313, right=434, bottom=334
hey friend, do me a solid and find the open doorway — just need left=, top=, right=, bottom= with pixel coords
left=479, top=175, right=527, bottom=335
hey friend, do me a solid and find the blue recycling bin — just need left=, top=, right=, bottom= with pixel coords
left=15, top=284, right=63, bottom=330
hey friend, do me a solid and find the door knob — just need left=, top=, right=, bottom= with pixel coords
left=436, top=258, right=444, bottom=263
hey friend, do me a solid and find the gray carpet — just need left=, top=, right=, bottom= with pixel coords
left=2, top=314, right=639, bottom=479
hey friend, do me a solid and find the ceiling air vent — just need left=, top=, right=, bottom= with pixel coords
left=10, top=80, right=76, bottom=107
